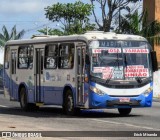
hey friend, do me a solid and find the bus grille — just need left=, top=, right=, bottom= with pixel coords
left=107, top=85, right=135, bottom=89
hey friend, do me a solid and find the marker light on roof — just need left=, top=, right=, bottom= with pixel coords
left=89, top=40, right=99, bottom=48
left=92, top=36, right=97, bottom=39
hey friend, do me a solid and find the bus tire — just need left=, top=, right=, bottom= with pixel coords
left=118, top=108, right=132, bottom=116
left=63, top=89, right=76, bottom=115
left=20, top=88, right=31, bottom=111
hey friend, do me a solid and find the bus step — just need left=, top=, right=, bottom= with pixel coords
left=36, top=102, right=44, bottom=106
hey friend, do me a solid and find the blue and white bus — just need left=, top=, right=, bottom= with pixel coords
left=3, top=32, right=158, bottom=115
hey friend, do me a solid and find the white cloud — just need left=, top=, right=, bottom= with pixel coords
left=0, top=0, right=57, bottom=14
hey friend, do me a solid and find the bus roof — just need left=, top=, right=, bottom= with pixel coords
left=6, top=31, right=147, bottom=46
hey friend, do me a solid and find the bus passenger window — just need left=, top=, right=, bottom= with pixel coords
left=44, top=44, right=58, bottom=69
left=58, top=43, right=74, bottom=69
left=18, top=47, right=29, bottom=69
left=18, top=45, right=33, bottom=69
left=4, top=47, right=9, bottom=69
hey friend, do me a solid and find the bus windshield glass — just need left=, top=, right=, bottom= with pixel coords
left=89, top=40, right=151, bottom=81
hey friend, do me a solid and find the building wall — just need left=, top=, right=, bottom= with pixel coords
left=155, top=0, right=160, bottom=21
left=144, top=0, right=160, bottom=99
left=143, top=0, right=160, bottom=66
left=154, top=44, right=160, bottom=66
left=143, top=0, right=155, bottom=23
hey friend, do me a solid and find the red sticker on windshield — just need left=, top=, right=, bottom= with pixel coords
left=108, top=48, right=121, bottom=53
left=123, top=49, right=149, bottom=53
left=125, top=66, right=149, bottom=77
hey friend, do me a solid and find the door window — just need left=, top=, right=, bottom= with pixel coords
left=18, top=46, right=33, bottom=69
left=58, top=43, right=75, bottom=69
left=44, top=44, right=58, bottom=69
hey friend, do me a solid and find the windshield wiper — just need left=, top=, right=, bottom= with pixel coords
left=124, top=53, right=128, bottom=67
left=135, top=77, right=142, bottom=83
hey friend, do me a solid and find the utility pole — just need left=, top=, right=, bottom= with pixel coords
left=119, top=1, right=121, bottom=33
left=46, top=26, right=48, bottom=35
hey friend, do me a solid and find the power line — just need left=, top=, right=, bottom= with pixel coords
left=0, top=21, right=59, bottom=36
left=25, top=21, right=54, bottom=33
left=0, top=21, right=48, bottom=22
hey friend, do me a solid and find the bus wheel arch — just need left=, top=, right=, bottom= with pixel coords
left=18, top=84, right=37, bottom=111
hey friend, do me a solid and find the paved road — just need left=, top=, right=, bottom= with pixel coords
left=0, top=91, right=160, bottom=139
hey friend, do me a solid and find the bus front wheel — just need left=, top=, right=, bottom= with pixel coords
left=63, top=90, right=77, bottom=115
left=118, top=108, right=132, bottom=116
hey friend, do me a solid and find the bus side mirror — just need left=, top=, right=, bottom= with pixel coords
left=85, top=55, right=90, bottom=65
left=151, top=51, right=158, bottom=72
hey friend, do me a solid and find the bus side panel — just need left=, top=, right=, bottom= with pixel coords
left=10, top=78, right=19, bottom=100
left=17, top=70, right=35, bottom=103
left=8, top=48, right=19, bottom=100
left=43, top=69, right=76, bottom=105
left=3, top=46, right=11, bottom=99
left=3, top=68, right=10, bottom=98
left=43, top=85, right=63, bottom=105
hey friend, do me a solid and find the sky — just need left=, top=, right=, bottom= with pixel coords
left=0, top=0, right=78, bottom=39
left=0, top=0, right=142, bottom=64
left=0, top=0, right=91, bottom=64
left=0, top=0, right=93, bottom=39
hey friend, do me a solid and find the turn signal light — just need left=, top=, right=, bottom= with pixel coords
left=85, top=77, right=89, bottom=83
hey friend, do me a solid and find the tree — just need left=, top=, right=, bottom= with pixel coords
left=90, top=0, right=140, bottom=32
left=118, top=9, right=160, bottom=46
left=0, top=25, right=25, bottom=48
left=45, top=1, right=96, bottom=35
left=117, top=10, right=142, bottom=34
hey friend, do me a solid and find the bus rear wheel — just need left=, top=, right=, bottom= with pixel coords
left=20, top=88, right=30, bottom=111
left=63, top=90, right=79, bottom=115
left=20, top=88, right=38, bottom=111
left=118, top=108, right=132, bottom=116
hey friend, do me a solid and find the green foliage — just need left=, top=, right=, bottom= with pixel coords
left=44, top=1, right=95, bottom=35
left=118, top=9, right=160, bottom=47
left=64, top=19, right=96, bottom=35
left=0, top=25, right=25, bottom=48
left=117, top=10, right=142, bottom=34
left=141, top=10, right=160, bottom=47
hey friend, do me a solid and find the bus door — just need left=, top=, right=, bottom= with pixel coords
left=35, top=48, right=44, bottom=103
left=10, top=49, right=17, bottom=99
left=76, top=46, right=86, bottom=105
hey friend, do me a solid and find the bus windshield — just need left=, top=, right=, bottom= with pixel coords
left=89, top=40, right=151, bottom=81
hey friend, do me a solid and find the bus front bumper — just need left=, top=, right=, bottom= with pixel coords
left=89, top=91, right=153, bottom=109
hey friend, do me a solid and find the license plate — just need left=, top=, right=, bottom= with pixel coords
left=119, top=97, right=130, bottom=103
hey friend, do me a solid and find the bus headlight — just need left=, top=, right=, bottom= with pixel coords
left=143, top=87, right=153, bottom=97
left=90, top=86, right=104, bottom=96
